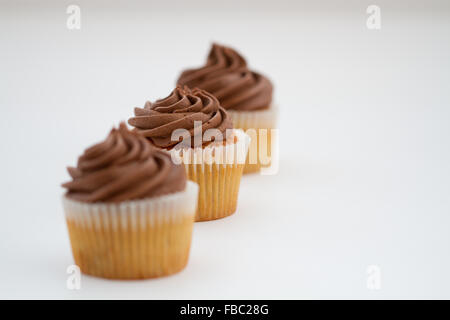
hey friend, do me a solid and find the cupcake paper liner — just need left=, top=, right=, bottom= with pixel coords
left=62, top=181, right=198, bottom=279
left=170, top=129, right=250, bottom=221
left=229, top=106, right=278, bottom=174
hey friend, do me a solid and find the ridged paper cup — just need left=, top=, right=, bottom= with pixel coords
left=170, top=129, right=250, bottom=222
left=62, top=181, right=198, bottom=280
left=229, top=105, right=278, bottom=174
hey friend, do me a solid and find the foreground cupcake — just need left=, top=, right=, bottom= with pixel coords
left=177, top=43, right=276, bottom=174
left=62, top=123, right=198, bottom=279
left=128, top=86, right=249, bottom=221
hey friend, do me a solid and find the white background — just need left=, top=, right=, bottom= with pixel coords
left=1, top=0, right=450, bottom=299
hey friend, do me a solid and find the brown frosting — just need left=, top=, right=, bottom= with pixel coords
left=62, top=123, right=186, bottom=203
left=128, top=86, right=232, bottom=149
left=177, top=43, right=273, bottom=111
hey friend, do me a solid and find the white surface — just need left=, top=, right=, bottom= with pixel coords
left=1, top=0, right=450, bottom=299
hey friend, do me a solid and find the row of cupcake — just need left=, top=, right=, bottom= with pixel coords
left=61, top=43, right=276, bottom=279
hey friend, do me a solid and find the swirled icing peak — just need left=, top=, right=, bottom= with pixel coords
left=62, top=123, right=186, bottom=203
left=177, top=43, right=273, bottom=111
left=128, top=86, right=232, bottom=149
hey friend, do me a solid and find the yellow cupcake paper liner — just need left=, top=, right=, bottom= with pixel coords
left=170, top=129, right=250, bottom=221
left=229, top=106, right=278, bottom=174
left=62, top=181, right=198, bottom=280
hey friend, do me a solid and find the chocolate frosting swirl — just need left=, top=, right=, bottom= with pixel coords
left=62, top=123, right=186, bottom=203
left=128, top=86, right=232, bottom=149
left=177, top=43, right=273, bottom=111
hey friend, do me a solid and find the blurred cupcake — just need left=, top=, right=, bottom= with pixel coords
left=62, top=123, right=198, bottom=279
left=177, top=43, right=276, bottom=174
left=128, top=86, right=249, bottom=221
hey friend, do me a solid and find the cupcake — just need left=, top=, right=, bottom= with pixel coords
left=61, top=123, right=198, bottom=279
left=177, top=43, right=276, bottom=174
left=128, top=86, right=249, bottom=221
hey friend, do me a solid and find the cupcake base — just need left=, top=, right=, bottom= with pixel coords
left=171, top=129, right=249, bottom=222
left=63, top=182, right=198, bottom=280
left=229, top=106, right=277, bottom=174
left=185, top=163, right=244, bottom=221
left=241, top=128, right=272, bottom=174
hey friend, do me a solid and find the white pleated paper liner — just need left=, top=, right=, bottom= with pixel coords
left=229, top=104, right=278, bottom=130
left=62, top=181, right=199, bottom=230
